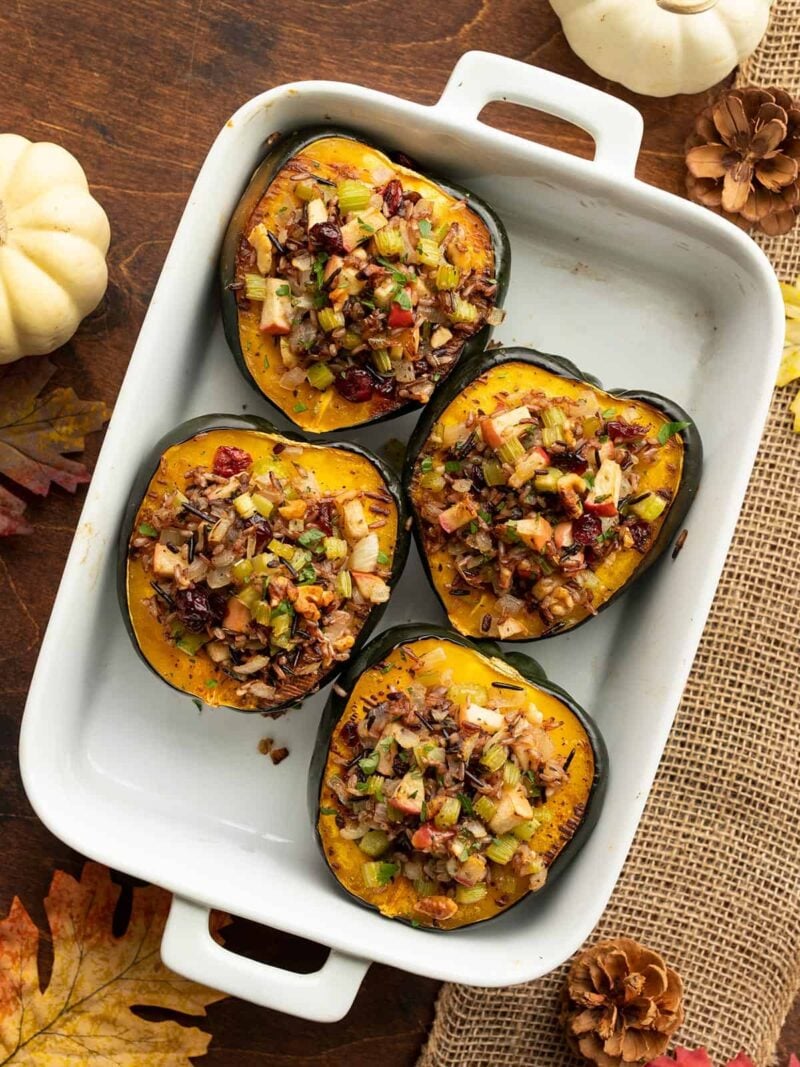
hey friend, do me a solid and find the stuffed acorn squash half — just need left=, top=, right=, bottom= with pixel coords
left=406, top=348, right=702, bottom=640
left=310, top=624, right=606, bottom=930
left=220, top=128, right=509, bottom=434
left=120, top=415, right=407, bottom=713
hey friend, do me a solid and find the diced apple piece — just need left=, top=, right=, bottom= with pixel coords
left=306, top=198, right=328, bottom=229
left=259, top=278, right=292, bottom=336
left=247, top=222, right=273, bottom=274
left=508, top=447, right=550, bottom=489
left=497, top=617, right=526, bottom=640
left=414, top=896, right=458, bottom=921
left=392, top=771, right=424, bottom=815
left=342, top=498, right=369, bottom=541
left=323, top=254, right=344, bottom=283
left=586, top=458, right=622, bottom=516
left=341, top=208, right=387, bottom=252
left=430, top=326, right=453, bottom=349
left=152, top=543, right=179, bottom=579
left=489, top=787, right=533, bottom=835
left=352, top=571, right=390, bottom=604
left=513, top=515, right=553, bottom=551
left=491, top=406, right=531, bottom=436
left=373, top=277, right=397, bottom=309
left=223, top=597, right=250, bottom=632
left=438, top=500, right=477, bottom=533
left=460, top=702, right=505, bottom=734
left=554, top=521, right=574, bottom=549
left=454, top=854, right=487, bottom=886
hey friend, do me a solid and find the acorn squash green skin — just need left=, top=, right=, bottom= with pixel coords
left=219, top=126, right=511, bottom=437
left=404, top=346, right=703, bottom=641
left=308, top=622, right=608, bottom=931
left=118, top=413, right=409, bottom=715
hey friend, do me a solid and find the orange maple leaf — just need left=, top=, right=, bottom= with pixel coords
left=0, top=863, right=227, bottom=1064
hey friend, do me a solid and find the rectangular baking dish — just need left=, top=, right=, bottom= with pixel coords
left=20, top=51, right=784, bottom=1022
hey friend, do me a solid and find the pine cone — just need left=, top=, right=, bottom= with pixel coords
left=560, top=937, right=684, bottom=1067
left=685, top=86, right=800, bottom=236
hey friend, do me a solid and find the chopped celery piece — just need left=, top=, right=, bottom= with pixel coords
left=497, top=437, right=525, bottom=465
left=335, top=569, right=352, bottom=598
left=270, top=611, right=292, bottom=642
left=449, top=296, right=479, bottom=324
left=512, top=818, right=541, bottom=841
left=362, top=861, right=399, bottom=888
left=415, top=671, right=441, bottom=687
left=290, top=548, right=311, bottom=572
left=502, top=762, right=521, bottom=788
left=253, top=601, right=272, bottom=626
left=307, top=362, right=335, bottom=390
left=295, top=180, right=321, bottom=202
left=480, top=746, right=507, bottom=773
left=323, top=536, right=348, bottom=560
left=541, top=426, right=562, bottom=448
left=359, top=829, right=390, bottom=858
left=361, top=775, right=384, bottom=797
left=373, top=227, right=404, bottom=258
left=413, top=877, right=437, bottom=898
left=268, top=539, right=295, bottom=561
left=417, top=237, right=440, bottom=267
left=448, top=683, right=488, bottom=706
left=337, top=179, right=372, bottom=213
left=244, top=273, right=269, bottom=301
left=473, top=796, right=497, bottom=823
left=434, top=796, right=461, bottom=829
left=233, top=492, right=255, bottom=518
left=435, top=263, right=460, bottom=291
left=629, top=493, right=667, bottom=522
left=236, top=584, right=261, bottom=611
left=342, top=328, right=362, bottom=350
left=251, top=552, right=272, bottom=574
left=541, top=405, right=566, bottom=429
left=372, top=348, right=392, bottom=374
left=251, top=493, right=274, bottom=518
left=232, top=558, right=254, bottom=584
left=419, top=470, right=445, bottom=492
left=414, top=742, right=446, bottom=769
left=386, top=804, right=404, bottom=823
left=482, top=460, right=507, bottom=486
left=534, top=468, right=560, bottom=493
left=486, top=834, right=519, bottom=865
left=455, top=883, right=488, bottom=904
left=175, top=632, right=209, bottom=656
left=318, top=307, right=345, bottom=332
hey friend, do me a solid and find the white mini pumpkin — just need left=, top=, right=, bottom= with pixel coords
left=549, top=0, right=772, bottom=98
left=0, top=134, right=110, bottom=364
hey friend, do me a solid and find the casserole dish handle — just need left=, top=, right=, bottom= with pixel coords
left=161, top=896, right=370, bottom=1022
left=435, top=50, right=643, bottom=176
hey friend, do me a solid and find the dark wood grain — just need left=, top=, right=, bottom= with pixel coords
left=1, top=1, right=795, bottom=1063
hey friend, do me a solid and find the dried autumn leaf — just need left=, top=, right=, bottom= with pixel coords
left=0, top=862, right=227, bottom=1065
left=0, top=357, right=109, bottom=535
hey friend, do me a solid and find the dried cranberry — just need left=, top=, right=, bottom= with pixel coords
left=605, top=419, right=649, bottom=441
left=335, top=367, right=374, bottom=403
left=173, top=586, right=227, bottom=632
left=628, top=520, right=651, bottom=552
left=382, top=179, right=403, bottom=217
left=213, top=445, right=252, bottom=477
left=554, top=449, right=588, bottom=474
left=391, top=150, right=418, bottom=170
left=251, top=515, right=273, bottom=549
left=309, top=222, right=345, bottom=255
left=572, top=513, right=602, bottom=545
left=368, top=369, right=395, bottom=398
left=341, top=720, right=360, bottom=747
left=313, top=500, right=335, bottom=537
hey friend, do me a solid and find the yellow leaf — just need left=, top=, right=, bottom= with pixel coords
left=780, top=280, right=800, bottom=308
left=0, top=863, right=227, bottom=1065
left=778, top=345, right=800, bottom=387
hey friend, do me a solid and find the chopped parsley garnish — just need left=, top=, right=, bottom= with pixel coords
left=359, top=750, right=380, bottom=775
left=444, top=460, right=461, bottom=472
left=377, top=550, right=390, bottom=565
left=658, top=420, right=691, bottom=445
left=601, top=408, right=616, bottom=419
left=138, top=522, right=157, bottom=537
left=319, top=806, right=338, bottom=816
left=298, top=528, right=325, bottom=547
left=276, top=284, right=291, bottom=296
left=418, top=219, right=432, bottom=237
left=420, top=457, right=433, bottom=472
left=293, top=402, right=308, bottom=413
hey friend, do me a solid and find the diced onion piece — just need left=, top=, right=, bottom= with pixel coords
left=349, top=533, right=379, bottom=573
left=152, top=543, right=179, bottom=579
left=497, top=617, right=526, bottom=640
left=460, top=703, right=505, bottom=734
left=342, top=498, right=369, bottom=541
left=430, top=326, right=453, bottom=349
left=417, top=646, right=447, bottom=671
left=513, top=515, right=553, bottom=551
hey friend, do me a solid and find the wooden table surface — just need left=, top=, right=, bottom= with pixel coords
left=3, top=1, right=799, bottom=1063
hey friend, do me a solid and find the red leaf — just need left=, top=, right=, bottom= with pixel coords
left=0, top=358, right=109, bottom=536
left=725, top=1055, right=756, bottom=1067
left=789, top=1057, right=800, bottom=1067
left=648, top=1051, right=713, bottom=1066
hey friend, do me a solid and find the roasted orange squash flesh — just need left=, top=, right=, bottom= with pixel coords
left=127, top=428, right=398, bottom=711
left=235, top=136, right=496, bottom=433
left=411, top=361, right=685, bottom=639
left=316, top=636, right=595, bottom=930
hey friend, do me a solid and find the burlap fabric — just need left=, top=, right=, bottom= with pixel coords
left=418, top=10, right=800, bottom=1067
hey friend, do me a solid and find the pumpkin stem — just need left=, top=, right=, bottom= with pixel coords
left=656, top=0, right=718, bottom=11
left=0, top=199, right=6, bottom=246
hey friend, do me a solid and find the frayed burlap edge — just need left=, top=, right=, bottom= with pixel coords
left=418, top=8, right=800, bottom=1067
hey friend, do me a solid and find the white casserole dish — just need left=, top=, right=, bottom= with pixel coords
left=20, top=51, right=784, bottom=1022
